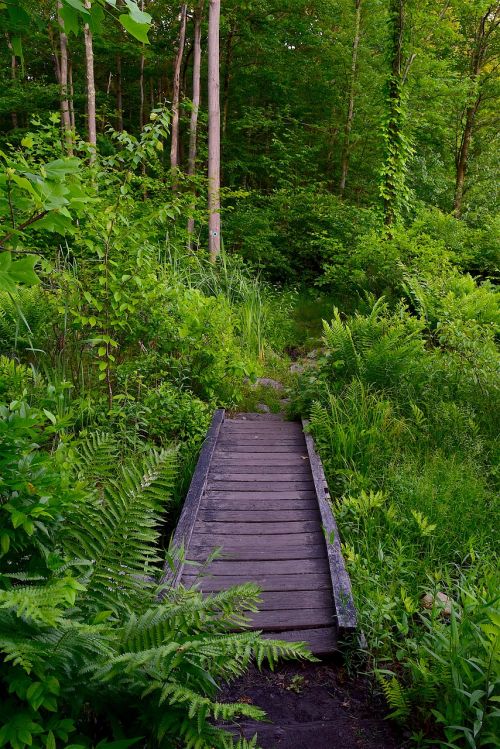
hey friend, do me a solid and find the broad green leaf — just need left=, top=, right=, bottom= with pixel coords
left=118, top=13, right=150, bottom=44
left=62, top=0, right=90, bottom=14
left=0, top=252, right=39, bottom=291
left=59, top=5, right=80, bottom=35
left=124, top=0, right=151, bottom=25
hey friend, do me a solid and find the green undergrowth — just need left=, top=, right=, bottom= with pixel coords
left=293, top=279, right=499, bottom=748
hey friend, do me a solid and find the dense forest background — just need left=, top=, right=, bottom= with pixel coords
left=0, top=2, right=499, bottom=749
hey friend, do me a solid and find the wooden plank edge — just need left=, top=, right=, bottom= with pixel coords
left=302, top=418, right=357, bottom=634
left=159, top=408, right=225, bottom=590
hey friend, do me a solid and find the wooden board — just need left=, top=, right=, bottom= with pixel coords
left=193, top=520, right=320, bottom=535
left=198, top=509, right=319, bottom=522
left=183, top=572, right=333, bottom=591
left=303, top=419, right=357, bottom=634
left=198, top=557, right=329, bottom=576
left=188, top=545, right=327, bottom=562
left=262, top=627, right=338, bottom=655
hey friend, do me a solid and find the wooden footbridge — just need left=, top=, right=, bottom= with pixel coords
left=164, top=411, right=356, bottom=654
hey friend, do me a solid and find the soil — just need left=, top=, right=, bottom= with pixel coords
left=219, top=657, right=404, bottom=749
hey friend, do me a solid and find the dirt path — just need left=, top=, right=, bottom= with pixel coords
left=220, top=658, right=403, bottom=749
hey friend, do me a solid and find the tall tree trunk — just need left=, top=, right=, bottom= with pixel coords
left=57, top=2, right=73, bottom=154
left=382, top=0, right=405, bottom=228
left=187, top=1, right=204, bottom=246
left=83, top=0, right=97, bottom=159
left=170, top=3, right=188, bottom=174
left=339, top=0, right=362, bottom=196
left=453, top=6, right=497, bottom=217
left=208, top=0, right=221, bottom=262
left=116, top=55, right=123, bottom=131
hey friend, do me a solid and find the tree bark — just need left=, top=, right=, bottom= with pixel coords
left=170, top=3, right=188, bottom=174
left=83, top=0, right=97, bottom=159
left=339, top=0, right=362, bottom=196
left=208, top=0, right=221, bottom=261
left=57, top=2, right=73, bottom=154
left=453, top=5, right=498, bottom=217
left=116, top=55, right=123, bottom=131
left=187, top=1, right=204, bottom=246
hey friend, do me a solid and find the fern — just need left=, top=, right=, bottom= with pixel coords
left=379, top=674, right=411, bottom=721
left=63, top=448, right=176, bottom=612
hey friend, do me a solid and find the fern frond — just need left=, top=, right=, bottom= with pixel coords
left=64, top=448, right=176, bottom=612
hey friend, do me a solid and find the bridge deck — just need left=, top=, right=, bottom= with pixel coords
left=166, top=411, right=356, bottom=655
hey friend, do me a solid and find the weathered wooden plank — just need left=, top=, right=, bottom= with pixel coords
left=255, top=590, right=333, bottom=610
left=159, top=409, right=225, bottom=589
left=205, top=490, right=317, bottom=500
left=193, top=520, right=320, bottom=535
left=198, top=509, right=319, bottom=522
left=200, top=498, right=317, bottom=511
left=199, top=558, right=329, bottom=576
left=182, top=572, right=332, bottom=591
left=207, top=481, right=315, bottom=491
left=211, top=465, right=311, bottom=476
left=303, top=419, right=357, bottom=634
left=248, top=608, right=334, bottom=630
left=188, top=544, right=327, bottom=561
left=214, top=445, right=304, bottom=454
left=212, top=455, right=310, bottom=466
left=209, top=472, right=311, bottom=483
left=218, top=438, right=305, bottom=445
left=262, top=627, right=338, bottom=655
left=191, top=531, right=324, bottom=546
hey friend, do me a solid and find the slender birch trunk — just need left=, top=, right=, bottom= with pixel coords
left=339, top=0, right=362, bottom=196
left=83, top=0, right=97, bottom=159
left=187, top=1, right=204, bottom=246
left=208, top=0, right=221, bottom=262
left=116, top=55, right=123, bottom=131
left=57, top=2, right=73, bottom=154
left=170, top=3, right=188, bottom=175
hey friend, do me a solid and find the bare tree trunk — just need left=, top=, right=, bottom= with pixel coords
left=57, top=2, right=73, bottom=154
left=116, top=54, right=123, bottom=131
left=83, top=0, right=97, bottom=159
left=187, top=1, right=204, bottom=246
left=170, top=3, right=188, bottom=174
left=68, top=57, right=75, bottom=130
left=208, top=0, right=221, bottom=261
left=453, top=5, right=498, bottom=216
left=339, top=0, right=362, bottom=196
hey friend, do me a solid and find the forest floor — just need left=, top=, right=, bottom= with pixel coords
left=220, top=659, right=404, bottom=749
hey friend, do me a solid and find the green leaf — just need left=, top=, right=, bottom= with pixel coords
left=124, top=0, right=151, bottom=25
left=0, top=252, right=39, bottom=291
left=62, top=0, right=90, bottom=14
left=118, top=13, right=150, bottom=44
left=59, top=6, right=80, bottom=36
